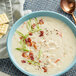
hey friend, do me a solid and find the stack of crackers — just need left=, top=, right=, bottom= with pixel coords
left=0, top=13, right=9, bottom=38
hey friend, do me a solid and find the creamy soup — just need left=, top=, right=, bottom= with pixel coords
left=12, top=17, right=76, bottom=76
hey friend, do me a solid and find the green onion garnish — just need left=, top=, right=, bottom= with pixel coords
left=16, top=30, right=29, bottom=39
left=16, top=48, right=21, bottom=50
left=16, top=48, right=29, bottom=51
left=22, top=48, right=30, bottom=51
left=35, top=17, right=39, bottom=29
left=27, top=19, right=31, bottom=31
left=28, top=60, right=40, bottom=65
left=39, top=50, right=41, bottom=59
left=16, top=30, right=25, bottom=37
left=30, top=28, right=42, bottom=33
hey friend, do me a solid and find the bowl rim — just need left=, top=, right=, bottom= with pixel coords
left=7, top=11, right=76, bottom=76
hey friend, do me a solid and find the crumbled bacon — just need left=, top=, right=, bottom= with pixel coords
left=29, top=32, right=33, bottom=36
left=26, top=42, right=32, bottom=46
left=31, top=23, right=36, bottom=29
left=25, top=38, right=32, bottom=46
left=33, top=44, right=37, bottom=49
left=46, top=56, right=48, bottom=58
left=30, top=42, right=32, bottom=46
left=55, top=59, right=60, bottom=63
left=39, top=60, right=41, bottom=63
left=29, top=63, right=31, bottom=65
left=29, top=52, right=34, bottom=61
left=39, top=31, right=44, bottom=37
left=32, top=41, right=37, bottom=49
left=22, top=52, right=27, bottom=57
left=42, top=67, right=47, bottom=72
left=21, top=60, right=26, bottom=63
left=20, top=36, right=23, bottom=39
left=28, top=38, right=31, bottom=42
left=39, top=19, right=44, bottom=25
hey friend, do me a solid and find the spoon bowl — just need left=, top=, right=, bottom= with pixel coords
left=60, top=0, right=76, bottom=24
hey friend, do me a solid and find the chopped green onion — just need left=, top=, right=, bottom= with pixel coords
left=27, top=19, right=31, bottom=31
left=19, top=40, right=27, bottom=49
left=16, top=48, right=21, bottom=50
left=22, top=48, right=30, bottom=51
left=39, top=50, right=41, bottom=59
left=31, top=28, right=42, bottom=33
left=28, top=60, right=32, bottom=63
left=35, top=17, right=39, bottom=29
left=19, top=40, right=23, bottom=45
left=16, top=30, right=24, bottom=37
left=35, top=18, right=38, bottom=25
left=28, top=60, right=40, bottom=65
left=24, top=33, right=29, bottom=38
left=16, top=48, right=29, bottom=51
left=16, top=30, right=29, bottom=39
left=28, top=19, right=31, bottom=27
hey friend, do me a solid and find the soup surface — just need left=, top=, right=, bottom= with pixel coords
left=12, top=17, right=76, bottom=75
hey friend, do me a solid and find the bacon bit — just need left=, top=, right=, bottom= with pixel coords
left=29, top=63, right=31, bottom=64
left=26, top=42, right=32, bottom=46
left=46, top=56, right=48, bottom=58
left=42, top=67, right=47, bottom=72
left=29, top=32, right=33, bottom=36
left=22, top=52, right=27, bottom=57
left=25, top=38, right=32, bottom=43
left=30, top=42, right=32, bottom=46
left=21, top=60, right=26, bottom=63
left=39, top=60, right=41, bottom=63
left=25, top=38, right=32, bottom=46
left=29, top=52, right=34, bottom=61
left=58, top=32, right=62, bottom=37
left=31, top=23, right=36, bottom=29
left=27, top=41, right=32, bottom=46
left=55, top=59, right=60, bottom=63
left=32, top=41, right=37, bottom=49
left=33, top=44, right=37, bottom=49
left=20, top=36, right=23, bottom=39
left=39, top=31, right=44, bottom=37
left=39, top=19, right=44, bottom=25
left=28, top=38, right=31, bottom=42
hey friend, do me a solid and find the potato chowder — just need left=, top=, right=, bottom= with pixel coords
left=12, top=17, right=76, bottom=75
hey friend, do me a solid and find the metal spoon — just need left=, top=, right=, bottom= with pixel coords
left=60, top=0, right=76, bottom=24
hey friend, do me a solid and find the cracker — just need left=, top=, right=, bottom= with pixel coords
left=0, top=34, right=3, bottom=38
left=0, top=13, right=9, bottom=25
left=0, top=24, right=9, bottom=34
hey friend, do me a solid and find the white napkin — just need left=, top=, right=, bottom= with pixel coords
left=0, top=0, right=32, bottom=59
left=11, top=0, right=32, bottom=21
left=0, top=71, right=10, bottom=76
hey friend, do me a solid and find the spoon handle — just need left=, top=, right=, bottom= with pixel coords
left=71, top=13, right=76, bottom=24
